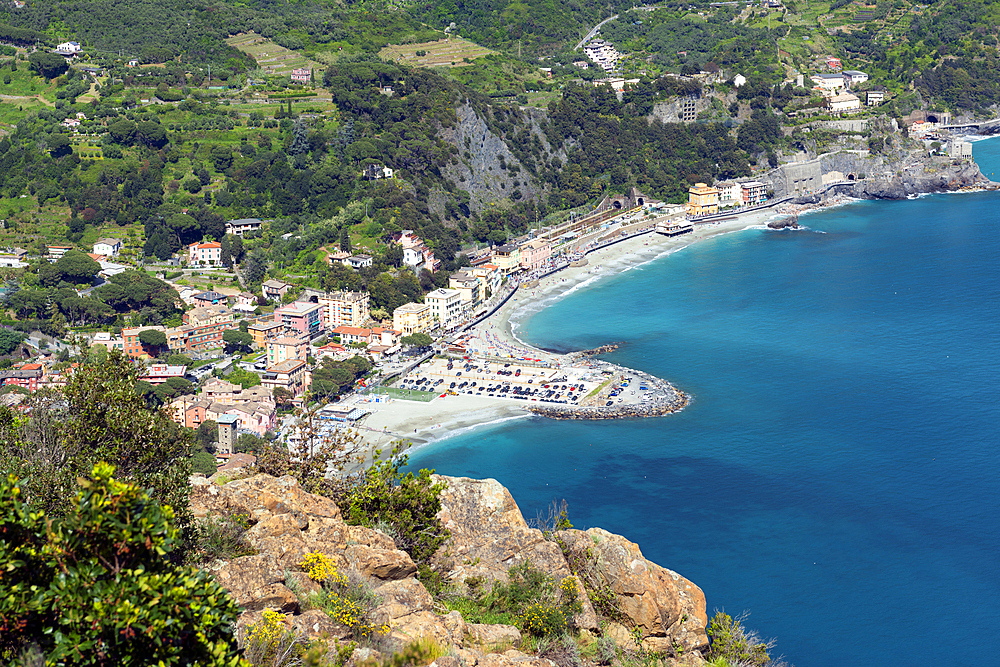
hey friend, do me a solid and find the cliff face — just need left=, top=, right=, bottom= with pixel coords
left=435, top=103, right=555, bottom=215
left=845, top=159, right=989, bottom=199
left=192, top=473, right=709, bottom=666
left=819, top=151, right=990, bottom=200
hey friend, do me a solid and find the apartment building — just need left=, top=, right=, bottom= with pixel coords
left=274, top=301, right=325, bottom=340
left=425, top=288, right=463, bottom=327
left=267, top=336, right=309, bottom=366
left=687, top=183, right=720, bottom=216
left=316, top=290, right=370, bottom=329
left=393, top=303, right=432, bottom=335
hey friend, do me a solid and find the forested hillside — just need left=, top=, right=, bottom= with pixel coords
left=0, top=0, right=996, bottom=327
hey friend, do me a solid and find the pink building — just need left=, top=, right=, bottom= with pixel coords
left=274, top=301, right=325, bottom=340
left=188, top=241, right=222, bottom=265
left=291, top=68, right=311, bottom=83
left=519, top=238, right=552, bottom=271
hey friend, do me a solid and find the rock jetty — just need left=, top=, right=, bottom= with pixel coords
left=529, top=368, right=688, bottom=420
left=576, top=342, right=624, bottom=357
left=192, top=473, right=709, bottom=666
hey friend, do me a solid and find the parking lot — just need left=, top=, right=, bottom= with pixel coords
left=396, top=357, right=605, bottom=406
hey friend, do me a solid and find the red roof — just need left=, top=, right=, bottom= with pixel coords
left=332, top=326, right=370, bottom=336
left=195, top=241, right=222, bottom=249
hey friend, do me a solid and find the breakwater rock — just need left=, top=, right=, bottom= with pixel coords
left=767, top=217, right=800, bottom=230
left=192, top=473, right=710, bottom=665
left=577, top=342, right=624, bottom=357
left=529, top=367, right=689, bottom=420
left=528, top=394, right=689, bottom=420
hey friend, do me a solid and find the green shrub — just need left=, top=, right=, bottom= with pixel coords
left=0, top=352, right=193, bottom=542
left=443, top=562, right=581, bottom=638
left=296, top=552, right=387, bottom=642
left=191, top=450, right=218, bottom=475
left=706, top=611, right=779, bottom=667
left=239, top=608, right=310, bottom=667
left=0, top=462, right=243, bottom=665
left=338, top=446, right=449, bottom=574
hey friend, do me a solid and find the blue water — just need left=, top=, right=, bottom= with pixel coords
left=411, top=140, right=1000, bottom=667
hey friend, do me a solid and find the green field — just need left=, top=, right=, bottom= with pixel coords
left=370, top=386, right=437, bottom=402
left=380, top=37, right=496, bottom=68
left=226, top=33, right=322, bottom=77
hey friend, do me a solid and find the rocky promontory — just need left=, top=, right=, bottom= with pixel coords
left=191, top=473, right=709, bottom=666
left=841, top=158, right=991, bottom=199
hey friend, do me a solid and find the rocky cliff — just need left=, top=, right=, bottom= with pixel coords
left=191, top=473, right=709, bottom=666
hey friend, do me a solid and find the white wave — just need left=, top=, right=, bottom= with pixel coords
left=413, top=412, right=535, bottom=449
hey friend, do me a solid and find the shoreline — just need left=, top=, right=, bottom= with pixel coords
left=346, top=205, right=800, bottom=454
left=336, top=179, right=992, bottom=458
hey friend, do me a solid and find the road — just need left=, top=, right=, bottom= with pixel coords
left=575, top=14, right=619, bottom=50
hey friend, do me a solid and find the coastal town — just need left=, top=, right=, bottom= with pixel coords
left=0, top=115, right=987, bottom=476
left=0, top=0, right=991, bottom=480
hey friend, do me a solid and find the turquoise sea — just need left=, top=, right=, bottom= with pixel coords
left=410, top=140, right=1000, bottom=667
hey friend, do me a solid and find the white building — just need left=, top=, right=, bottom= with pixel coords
left=733, top=74, right=747, bottom=88
left=867, top=90, right=885, bottom=106
left=716, top=182, right=742, bottom=207
left=343, top=255, right=373, bottom=269
left=424, top=288, right=463, bottom=327
left=56, top=41, right=82, bottom=56
left=827, top=92, right=861, bottom=114
left=315, top=290, right=370, bottom=330
left=225, top=218, right=263, bottom=236
left=93, top=238, right=123, bottom=257
left=947, top=138, right=973, bottom=158
left=583, top=39, right=621, bottom=73
left=812, top=74, right=845, bottom=92
left=842, top=70, right=869, bottom=88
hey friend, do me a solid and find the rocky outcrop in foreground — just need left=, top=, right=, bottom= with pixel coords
left=192, top=474, right=708, bottom=666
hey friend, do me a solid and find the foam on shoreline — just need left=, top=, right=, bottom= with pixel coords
left=353, top=199, right=859, bottom=452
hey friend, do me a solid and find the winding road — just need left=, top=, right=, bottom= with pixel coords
left=574, top=14, right=619, bottom=50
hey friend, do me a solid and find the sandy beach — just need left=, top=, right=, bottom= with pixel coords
left=324, top=199, right=856, bottom=456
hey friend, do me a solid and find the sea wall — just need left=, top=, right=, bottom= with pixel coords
left=193, top=473, right=710, bottom=665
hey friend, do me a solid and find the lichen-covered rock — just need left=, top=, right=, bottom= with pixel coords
left=191, top=473, right=342, bottom=522
left=388, top=610, right=462, bottom=647
left=374, top=577, right=435, bottom=620
left=432, top=476, right=571, bottom=584
left=199, top=472, right=710, bottom=660
left=557, top=528, right=708, bottom=653
left=346, top=544, right=417, bottom=581
left=348, top=524, right=398, bottom=550
left=465, top=623, right=522, bottom=650
left=566, top=575, right=599, bottom=631
left=604, top=621, right=638, bottom=653
left=291, top=609, right=352, bottom=641
left=478, top=651, right=556, bottom=667
left=242, top=583, right=300, bottom=613
left=208, top=553, right=284, bottom=607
